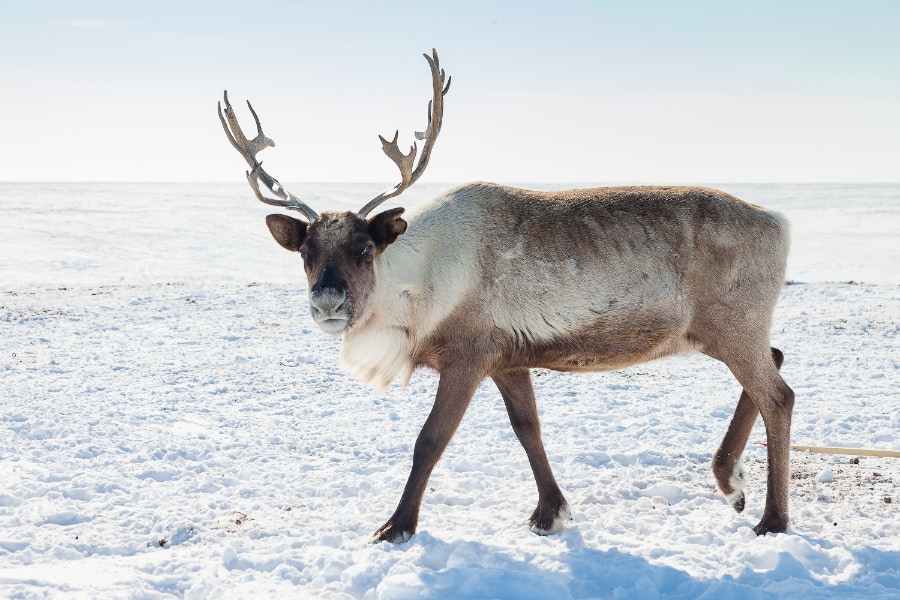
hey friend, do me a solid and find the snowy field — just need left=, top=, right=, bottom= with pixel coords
left=1, top=182, right=898, bottom=599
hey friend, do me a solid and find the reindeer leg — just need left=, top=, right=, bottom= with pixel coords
left=373, top=365, right=482, bottom=543
left=713, top=392, right=758, bottom=512
left=751, top=374, right=794, bottom=535
left=712, top=348, right=784, bottom=514
left=492, top=368, right=570, bottom=535
left=719, top=347, right=794, bottom=535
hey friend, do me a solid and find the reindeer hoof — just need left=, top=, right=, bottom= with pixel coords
left=753, top=514, right=789, bottom=536
left=722, top=461, right=746, bottom=513
left=373, top=520, right=414, bottom=544
left=528, top=502, right=572, bottom=535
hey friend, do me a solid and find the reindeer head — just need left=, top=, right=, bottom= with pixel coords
left=263, top=209, right=407, bottom=333
left=219, top=50, right=449, bottom=334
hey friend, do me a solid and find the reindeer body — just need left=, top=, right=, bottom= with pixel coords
left=333, top=182, right=793, bottom=542
left=344, top=182, right=789, bottom=388
left=220, top=50, right=795, bottom=544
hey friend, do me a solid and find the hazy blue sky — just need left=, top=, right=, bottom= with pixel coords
left=1, top=1, right=898, bottom=183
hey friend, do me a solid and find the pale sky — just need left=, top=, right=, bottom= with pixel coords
left=1, top=0, right=898, bottom=183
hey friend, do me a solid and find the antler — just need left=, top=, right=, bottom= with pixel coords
left=218, top=91, right=319, bottom=222
left=357, top=49, right=451, bottom=218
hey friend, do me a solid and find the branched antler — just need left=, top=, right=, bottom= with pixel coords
left=218, top=91, right=319, bottom=221
left=357, top=49, right=451, bottom=218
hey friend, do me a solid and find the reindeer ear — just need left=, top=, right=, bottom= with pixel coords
left=265, top=214, right=308, bottom=252
left=368, top=207, right=407, bottom=249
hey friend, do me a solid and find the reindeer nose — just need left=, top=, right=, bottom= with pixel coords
left=309, top=268, right=351, bottom=331
left=309, top=287, right=348, bottom=318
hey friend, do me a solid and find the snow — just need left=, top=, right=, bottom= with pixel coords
left=1, top=182, right=898, bottom=599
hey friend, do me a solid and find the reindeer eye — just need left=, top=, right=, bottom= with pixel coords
left=361, top=243, right=374, bottom=258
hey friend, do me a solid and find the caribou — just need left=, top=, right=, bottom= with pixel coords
left=219, top=49, right=795, bottom=543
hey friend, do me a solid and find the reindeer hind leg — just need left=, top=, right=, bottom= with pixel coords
left=712, top=348, right=785, bottom=512
left=715, top=346, right=793, bottom=534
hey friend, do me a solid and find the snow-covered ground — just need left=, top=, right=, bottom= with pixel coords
left=1, top=183, right=898, bottom=598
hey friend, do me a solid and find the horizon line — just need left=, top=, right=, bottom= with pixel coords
left=2, top=180, right=899, bottom=186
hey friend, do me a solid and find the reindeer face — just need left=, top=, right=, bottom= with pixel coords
left=221, top=50, right=445, bottom=335
left=265, top=209, right=407, bottom=335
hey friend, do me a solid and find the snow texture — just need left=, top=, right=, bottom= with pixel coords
left=1, top=183, right=898, bottom=599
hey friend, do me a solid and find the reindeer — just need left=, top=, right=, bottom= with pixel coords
left=218, top=49, right=795, bottom=543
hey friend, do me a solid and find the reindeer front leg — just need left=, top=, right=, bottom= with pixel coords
left=493, top=368, right=570, bottom=534
left=374, top=365, right=482, bottom=543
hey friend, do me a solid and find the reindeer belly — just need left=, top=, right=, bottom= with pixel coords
left=499, top=308, right=694, bottom=373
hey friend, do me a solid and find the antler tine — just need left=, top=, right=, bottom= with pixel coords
left=219, top=91, right=319, bottom=222
left=218, top=91, right=274, bottom=168
left=245, top=163, right=319, bottom=217
left=410, top=49, right=451, bottom=182
left=358, top=49, right=451, bottom=218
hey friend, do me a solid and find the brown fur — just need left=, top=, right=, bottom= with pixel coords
left=264, top=182, right=795, bottom=542
left=219, top=55, right=794, bottom=542
left=225, top=55, right=792, bottom=544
